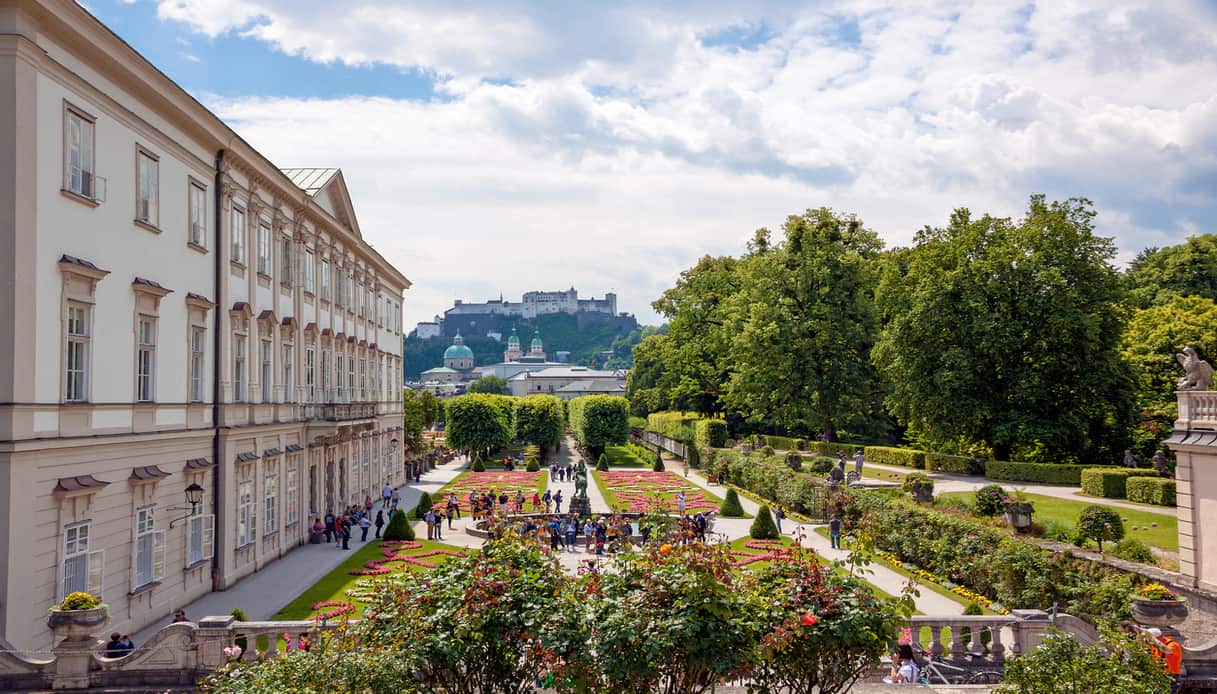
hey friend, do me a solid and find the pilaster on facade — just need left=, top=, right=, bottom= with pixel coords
left=1165, top=390, right=1217, bottom=594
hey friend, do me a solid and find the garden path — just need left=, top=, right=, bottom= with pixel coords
left=675, top=460, right=966, bottom=615
left=860, top=461, right=1177, bottom=516
left=132, top=459, right=466, bottom=644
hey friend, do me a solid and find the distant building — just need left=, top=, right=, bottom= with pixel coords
left=414, top=319, right=442, bottom=339
left=419, top=366, right=462, bottom=384
left=508, top=366, right=627, bottom=399
left=446, top=287, right=617, bottom=320
left=441, top=333, right=477, bottom=380
left=554, top=350, right=571, bottom=363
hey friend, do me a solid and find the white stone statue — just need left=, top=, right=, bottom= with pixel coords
left=1177, top=346, right=1214, bottom=390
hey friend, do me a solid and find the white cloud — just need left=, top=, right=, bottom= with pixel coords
left=163, top=0, right=1217, bottom=327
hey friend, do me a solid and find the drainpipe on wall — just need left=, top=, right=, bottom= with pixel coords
left=211, top=149, right=225, bottom=592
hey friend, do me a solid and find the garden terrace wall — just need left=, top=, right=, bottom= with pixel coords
left=1079, top=468, right=1161, bottom=499
left=1125, top=477, right=1177, bottom=507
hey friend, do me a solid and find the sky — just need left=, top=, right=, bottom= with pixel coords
left=83, top=0, right=1217, bottom=328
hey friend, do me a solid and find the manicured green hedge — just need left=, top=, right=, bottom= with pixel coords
left=760, top=435, right=799, bottom=451
left=1125, top=477, right=1176, bottom=507
left=806, top=441, right=864, bottom=458
left=1080, top=468, right=1161, bottom=499
left=925, top=453, right=978, bottom=475
left=706, top=450, right=826, bottom=518
left=864, top=446, right=926, bottom=469
left=646, top=412, right=699, bottom=442
left=985, top=461, right=1110, bottom=485
left=694, top=419, right=727, bottom=449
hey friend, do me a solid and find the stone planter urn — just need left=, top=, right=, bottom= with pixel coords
left=1002, top=502, right=1035, bottom=533
left=47, top=606, right=109, bottom=643
left=911, top=487, right=934, bottom=503
left=1131, top=597, right=1189, bottom=628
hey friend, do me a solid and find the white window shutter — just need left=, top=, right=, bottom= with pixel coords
left=153, top=531, right=166, bottom=582
left=203, top=514, right=215, bottom=559
left=88, top=549, right=105, bottom=596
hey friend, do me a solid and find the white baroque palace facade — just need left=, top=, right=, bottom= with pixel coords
left=0, top=1, right=409, bottom=650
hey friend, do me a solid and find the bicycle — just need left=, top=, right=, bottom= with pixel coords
left=918, top=651, right=1003, bottom=685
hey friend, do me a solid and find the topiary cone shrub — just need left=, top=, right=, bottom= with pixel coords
left=525, top=456, right=540, bottom=472
left=470, top=455, right=486, bottom=472
left=382, top=509, right=415, bottom=541
left=596, top=454, right=610, bottom=471
left=750, top=503, right=779, bottom=539
left=720, top=488, right=745, bottom=517
left=652, top=452, right=666, bottom=472
left=413, top=492, right=434, bottom=520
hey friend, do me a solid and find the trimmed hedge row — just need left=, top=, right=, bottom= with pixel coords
left=1080, top=468, right=1161, bottom=499
left=646, top=412, right=699, bottom=442
left=924, top=452, right=979, bottom=475
left=806, top=441, right=865, bottom=458
left=984, top=461, right=1108, bottom=485
left=848, top=491, right=1138, bottom=621
left=706, top=450, right=828, bottom=517
left=1126, top=477, right=1177, bottom=506
left=694, top=419, right=728, bottom=449
left=863, top=446, right=925, bottom=469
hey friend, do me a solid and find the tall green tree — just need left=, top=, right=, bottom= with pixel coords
left=418, top=389, right=440, bottom=429
left=568, top=395, right=630, bottom=459
left=625, top=333, right=675, bottom=416
left=468, top=374, right=511, bottom=395
left=445, top=394, right=515, bottom=460
left=514, top=395, right=565, bottom=459
left=874, top=196, right=1134, bottom=463
left=1125, top=233, right=1217, bottom=308
left=724, top=209, right=884, bottom=441
left=652, top=255, right=743, bottom=413
left=1120, top=295, right=1217, bottom=455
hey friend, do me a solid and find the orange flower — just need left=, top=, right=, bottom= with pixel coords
left=801, top=612, right=818, bottom=627
left=660, top=544, right=672, bottom=554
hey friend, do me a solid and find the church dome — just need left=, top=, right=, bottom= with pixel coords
left=444, top=333, right=474, bottom=360
left=507, top=328, right=520, bottom=347
left=530, top=333, right=544, bottom=350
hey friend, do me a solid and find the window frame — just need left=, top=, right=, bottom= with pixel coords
left=304, top=249, right=315, bottom=294
left=190, top=326, right=205, bottom=403
left=260, top=339, right=272, bottom=402
left=257, top=223, right=272, bottom=276
left=305, top=347, right=315, bottom=402
left=280, top=235, right=293, bottom=287
left=62, top=101, right=97, bottom=202
left=237, top=476, right=256, bottom=547
left=264, top=461, right=278, bottom=536
left=233, top=334, right=247, bottom=402
left=135, top=315, right=156, bottom=403
left=186, top=505, right=215, bottom=566
left=132, top=505, right=164, bottom=590
left=285, top=459, right=299, bottom=526
left=320, top=257, right=330, bottom=301
left=65, top=302, right=91, bottom=402
left=283, top=344, right=294, bottom=404
left=134, top=145, right=160, bottom=230
left=188, top=178, right=207, bottom=249
left=60, top=521, right=101, bottom=600
left=230, top=206, right=247, bottom=264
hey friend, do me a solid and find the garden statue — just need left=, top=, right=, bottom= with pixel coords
left=1152, top=450, right=1172, bottom=478
left=1123, top=449, right=1140, bottom=468
left=1176, top=346, right=1214, bottom=390
left=569, top=460, right=591, bottom=516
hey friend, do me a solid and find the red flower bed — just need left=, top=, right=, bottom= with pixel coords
left=310, top=600, right=354, bottom=620
left=598, top=470, right=720, bottom=513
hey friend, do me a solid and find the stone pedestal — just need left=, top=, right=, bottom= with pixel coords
left=50, top=638, right=100, bottom=689
left=568, top=495, right=592, bottom=518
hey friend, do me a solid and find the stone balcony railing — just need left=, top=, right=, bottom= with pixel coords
left=4, top=610, right=1216, bottom=691
left=1176, top=389, right=1217, bottom=431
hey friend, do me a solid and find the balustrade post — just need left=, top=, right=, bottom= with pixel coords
left=196, top=616, right=235, bottom=669
left=1010, top=609, right=1051, bottom=655
left=948, top=624, right=964, bottom=657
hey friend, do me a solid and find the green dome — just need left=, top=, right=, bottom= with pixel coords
left=444, top=344, right=474, bottom=360
left=444, top=333, right=474, bottom=360
left=530, top=334, right=543, bottom=349
left=507, top=327, right=520, bottom=347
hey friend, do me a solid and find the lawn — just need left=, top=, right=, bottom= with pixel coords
left=476, top=444, right=543, bottom=469
left=593, top=469, right=747, bottom=517
left=273, top=538, right=468, bottom=620
left=938, top=491, right=1178, bottom=553
left=603, top=444, right=653, bottom=468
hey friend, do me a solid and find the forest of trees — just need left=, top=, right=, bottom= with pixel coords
left=628, top=196, right=1217, bottom=465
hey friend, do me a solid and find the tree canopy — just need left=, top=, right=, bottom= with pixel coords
left=468, top=374, right=511, bottom=395
left=873, top=196, right=1133, bottom=462
left=1125, top=233, right=1217, bottom=308
left=514, top=395, right=566, bottom=457
left=444, top=394, right=515, bottom=458
left=568, top=395, right=630, bottom=458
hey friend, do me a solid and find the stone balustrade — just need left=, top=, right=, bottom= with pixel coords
left=1176, top=389, right=1217, bottom=431
left=3, top=609, right=1217, bottom=690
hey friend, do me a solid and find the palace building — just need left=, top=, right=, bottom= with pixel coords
left=0, top=0, right=410, bottom=650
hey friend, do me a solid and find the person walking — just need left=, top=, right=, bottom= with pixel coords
left=434, top=510, right=445, bottom=540
left=564, top=517, right=578, bottom=550
left=828, top=515, right=842, bottom=549
left=424, top=509, right=436, bottom=541
left=359, top=514, right=371, bottom=542
left=382, top=482, right=394, bottom=508
left=323, top=510, right=335, bottom=543
left=374, top=509, right=385, bottom=538
left=676, top=491, right=687, bottom=515
left=774, top=506, right=786, bottom=534
left=853, top=450, right=864, bottom=476
left=553, top=489, right=563, bottom=513
left=341, top=515, right=352, bottom=550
